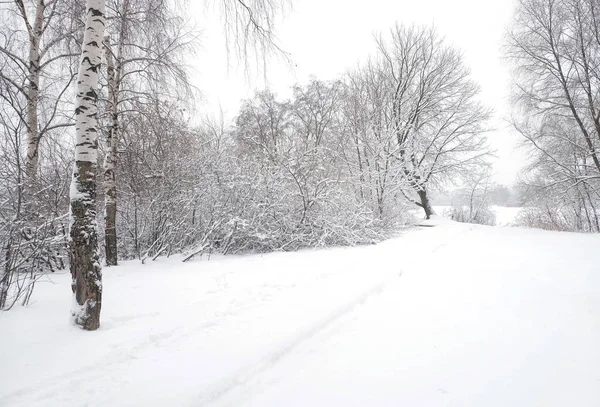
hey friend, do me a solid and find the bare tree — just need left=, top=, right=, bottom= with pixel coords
left=507, top=0, right=600, bottom=231
left=0, top=0, right=80, bottom=184
left=99, top=0, right=197, bottom=265
left=0, top=0, right=295, bottom=313
left=100, top=0, right=289, bottom=265
left=217, top=0, right=290, bottom=72
left=343, top=64, right=407, bottom=221
left=70, top=0, right=105, bottom=330
left=102, top=34, right=119, bottom=265
left=0, top=1, right=77, bottom=308
left=350, top=25, right=490, bottom=219
left=446, top=165, right=496, bottom=226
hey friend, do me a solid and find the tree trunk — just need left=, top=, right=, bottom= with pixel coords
left=24, top=0, right=45, bottom=182
left=0, top=231, right=12, bottom=309
left=69, top=0, right=105, bottom=331
left=103, top=35, right=119, bottom=266
left=417, top=188, right=434, bottom=220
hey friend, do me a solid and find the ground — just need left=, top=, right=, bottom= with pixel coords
left=1, top=219, right=599, bottom=406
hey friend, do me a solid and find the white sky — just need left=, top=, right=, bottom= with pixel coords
left=190, top=0, right=524, bottom=185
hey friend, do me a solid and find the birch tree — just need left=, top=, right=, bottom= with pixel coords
left=0, top=0, right=78, bottom=309
left=0, top=0, right=81, bottom=184
left=95, top=0, right=290, bottom=265
left=20, top=0, right=44, bottom=180
left=103, top=34, right=118, bottom=265
left=70, top=0, right=105, bottom=330
left=100, top=0, right=197, bottom=265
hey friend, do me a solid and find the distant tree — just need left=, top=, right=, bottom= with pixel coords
left=447, top=165, right=496, bottom=226
left=490, top=184, right=511, bottom=206
left=235, top=89, right=290, bottom=160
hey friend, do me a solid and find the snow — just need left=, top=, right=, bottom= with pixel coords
left=491, top=205, right=523, bottom=226
left=433, top=205, right=523, bottom=226
left=1, top=222, right=599, bottom=406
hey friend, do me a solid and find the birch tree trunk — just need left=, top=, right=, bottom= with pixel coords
left=103, top=35, right=119, bottom=266
left=24, top=0, right=45, bottom=181
left=70, top=0, right=105, bottom=331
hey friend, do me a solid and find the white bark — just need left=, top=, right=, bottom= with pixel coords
left=102, top=0, right=128, bottom=266
left=69, top=0, right=105, bottom=331
left=73, top=0, right=104, bottom=163
left=75, top=0, right=105, bottom=163
left=103, top=34, right=119, bottom=266
left=25, top=0, right=45, bottom=181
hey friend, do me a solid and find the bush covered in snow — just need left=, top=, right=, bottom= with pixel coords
left=444, top=205, right=496, bottom=226
left=514, top=207, right=579, bottom=232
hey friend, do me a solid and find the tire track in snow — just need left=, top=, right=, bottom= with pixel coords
left=0, top=269, right=388, bottom=407
left=194, top=222, right=475, bottom=407
left=193, top=275, right=398, bottom=407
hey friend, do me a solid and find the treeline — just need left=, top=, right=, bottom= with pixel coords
left=114, top=25, right=489, bottom=258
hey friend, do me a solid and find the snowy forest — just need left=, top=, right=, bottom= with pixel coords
left=0, top=1, right=599, bottom=405
left=1, top=0, right=600, bottom=322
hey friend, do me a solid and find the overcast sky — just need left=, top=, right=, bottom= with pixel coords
left=190, top=0, right=524, bottom=185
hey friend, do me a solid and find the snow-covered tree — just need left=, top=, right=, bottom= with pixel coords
left=507, top=0, right=600, bottom=231
left=99, top=0, right=197, bottom=266
left=345, top=25, right=491, bottom=220
left=374, top=25, right=491, bottom=219
left=0, top=0, right=81, bottom=184
left=0, top=0, right=78, bottom=310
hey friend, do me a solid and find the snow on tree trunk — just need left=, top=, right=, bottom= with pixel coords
left=70, top=0, right=105, bottom=331
left=25, top=0, right=45, bottom=183
left=103, top=35, right=118, bottom=266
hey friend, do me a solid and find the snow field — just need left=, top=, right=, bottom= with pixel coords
left=1, top=221, right=599, bottom=406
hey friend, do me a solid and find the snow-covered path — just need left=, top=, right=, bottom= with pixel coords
left=213, top=225, right=600, bottom=406
left=1, top=222, right=599, bottom=406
